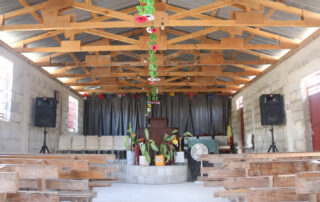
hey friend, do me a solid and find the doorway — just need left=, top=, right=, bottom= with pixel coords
left=310, top=92, right=320, bottom=151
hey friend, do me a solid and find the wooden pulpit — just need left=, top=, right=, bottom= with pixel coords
left=138, top=118, right=178, bottom=164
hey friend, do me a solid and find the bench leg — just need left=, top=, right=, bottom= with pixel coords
left=0, top=193, right=7, bottom=202
left=309, top=194, right=318, bottom=202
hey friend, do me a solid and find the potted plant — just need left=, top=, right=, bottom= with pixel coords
left=139, top=128, right=159, bottom=166
left=123, top=123, right=137, bottom=165
left=175, top=131, right=193, bottom=165
left=156, top=133, right=176, bottom=166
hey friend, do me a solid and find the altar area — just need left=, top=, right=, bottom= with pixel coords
left=126, top=165, right=188, bottom=184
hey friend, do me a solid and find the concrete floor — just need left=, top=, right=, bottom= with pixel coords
left=93, top=182, right=228, bottom=202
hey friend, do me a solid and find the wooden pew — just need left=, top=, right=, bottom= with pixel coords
left=201, top=153, right=320, bottom=201
left=0, top=154, right=115, bottom=164
left=246, top=188, right=309, bottom=202
left=0, top=165, right=60, bottom=202
left=0, top=154, right=117, bottom=201
left=296, top=171, right=320, bottom=202
left=0, top=172, right=18, bottom=202
left=201, top=152, right=320, bottom=164
left=0, top=158, right=89, bottom=171
left=7, top=191, right=59, bottom=202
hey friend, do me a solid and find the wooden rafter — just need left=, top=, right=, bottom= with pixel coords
left=0, top=0, right=319, bottom=94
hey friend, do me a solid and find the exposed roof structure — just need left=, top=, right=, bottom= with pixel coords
left=0, top=0, right=320, bottom=95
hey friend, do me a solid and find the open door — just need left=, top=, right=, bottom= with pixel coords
left=310, top=92, right=320, bottom=151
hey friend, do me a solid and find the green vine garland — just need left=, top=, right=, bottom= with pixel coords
left=135, top=0, right=160, bottom=115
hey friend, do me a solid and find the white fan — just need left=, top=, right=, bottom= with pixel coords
left=191, top=143, right=209, bottom=161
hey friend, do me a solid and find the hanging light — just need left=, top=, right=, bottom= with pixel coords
left=160, top=22, right=165, bottom=30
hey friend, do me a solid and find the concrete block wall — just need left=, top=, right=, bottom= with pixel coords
left=0, top=45, right=84, bottom=153
left=231, top=34, right=320, bottom=153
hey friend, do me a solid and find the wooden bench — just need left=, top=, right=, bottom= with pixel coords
left=200, top=153, right=320, bottom=201
left=0, top=165, right=60, bottom=202
left=0, top=154, right=116, bottom=202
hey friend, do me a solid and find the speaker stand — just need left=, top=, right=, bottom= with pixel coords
left=40, top=128, right=50, bottom=153
left=267, top=125, right=278, bottom=153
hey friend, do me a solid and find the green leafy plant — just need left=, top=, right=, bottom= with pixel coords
left=140, top=128, right=159, bottom=164
left=177, top=131, right=193, bottom=152
left=123, top=123, right=137, bottom=151
left=158, top=133, right=176, bottom=164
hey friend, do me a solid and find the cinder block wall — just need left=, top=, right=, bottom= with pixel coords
left=0, top=45, right=84, bottom=153
left=231, top=35, right=320, bottom=153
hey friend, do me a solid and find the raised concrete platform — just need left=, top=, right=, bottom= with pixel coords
left=126, top=165, right=188, bottom=184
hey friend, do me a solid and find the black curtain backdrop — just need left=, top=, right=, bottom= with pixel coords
left=83, top=94, right=230, bottom=136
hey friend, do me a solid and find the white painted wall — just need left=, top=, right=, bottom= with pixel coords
left=231, top=35, right=320, bottom=153
left=0, top=45, right=83, bottom=153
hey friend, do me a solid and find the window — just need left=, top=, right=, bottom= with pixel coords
left=305, top=72, right=320, bottom=96
left=0, top=56, right=13, bottom=121
left=236, top=96, right=243, bottom=110
left=68, top=96, right=78, bottom=132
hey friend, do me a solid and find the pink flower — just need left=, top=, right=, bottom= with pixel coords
left=151, top=44, right=158, bottom=52
left=151, top=28, right=157, bottom=33
left=134, top=16, right=148, bottom=23
left=149, top=81, right=157, bottom=85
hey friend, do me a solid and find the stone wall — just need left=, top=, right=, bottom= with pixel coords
left=231, top=34, right=320, bottom=153
left=0, top=44, right=84, bottom=153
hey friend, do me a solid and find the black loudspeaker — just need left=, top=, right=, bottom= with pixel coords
left=259, top=94, right=284, bottom=126
left=35, top=97, right=57, bottom=128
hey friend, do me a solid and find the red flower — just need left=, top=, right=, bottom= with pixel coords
left=151, top=28, right=157, bottom=33
left=134, top=16, right=148, bottom=23
left=99, top=93, right=105, bottom=99
left=149, top=81, right=156, bottom=85
left=151, top=44, right=158, bottom=52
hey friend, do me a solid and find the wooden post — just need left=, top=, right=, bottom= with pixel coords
left=0, top=193, right=7, bottom=202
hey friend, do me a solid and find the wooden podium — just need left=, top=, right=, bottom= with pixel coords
left=138, top=118, right=178, bottom=165
left=138, top=118, right=177, bottom=146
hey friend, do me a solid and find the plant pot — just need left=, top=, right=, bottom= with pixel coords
left=139, top=155, right=149, bottom=166
left=155, top=155, right=165, bottom=166
left=126, top=151, right=135, bottom=165
left=174, top=151, right=185, bottom=165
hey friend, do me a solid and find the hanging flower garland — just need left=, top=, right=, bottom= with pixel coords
left=135, top=0, right=160, bottom=115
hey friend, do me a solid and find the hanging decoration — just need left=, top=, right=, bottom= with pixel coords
left=83, top=93, right=88, bottom=100
left=136, top=0, right=161, bottom=115
left=118, top=93, right=126, bottom=98
left=189, top=93, right=194, bottom=99
left=133, top=93, right=139, bottom=99
left=99, top=93, right=105, bottom=99
left=169, top=92, right=175, bottom=97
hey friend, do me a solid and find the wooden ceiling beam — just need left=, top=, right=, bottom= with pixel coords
left=52, top=72, right=250, bottom=83
left=168, top=0, right=233, bottom=20
left=166, top=5, right=298, bottom=45
left=68, top=81, right=240, bottom=88
left=72, top=1, right=133, bottom=21
left=15, top=42, right=296, bottom=53
left=36, top=58, right=273, bottom=67
left=79, top=88, right=236, bottom=94
left=167, top=27, right=219, bottom=45
left=84, top=0, right=98, bottom=18
left=0, top=1, right=49, bottom=20
left=2, top=19, right=320, bottom=32
left=10, top=6, right=137, bottom=48
left=85, top=29, right=139, bottom=45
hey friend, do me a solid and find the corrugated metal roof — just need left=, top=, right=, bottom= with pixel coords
left=0, top=0, right=319, bottom=92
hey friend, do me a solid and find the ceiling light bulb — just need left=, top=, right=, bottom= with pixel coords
left=144, top=58, right=147, bottom=63
left=161, top=22, right=165, bottom=30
